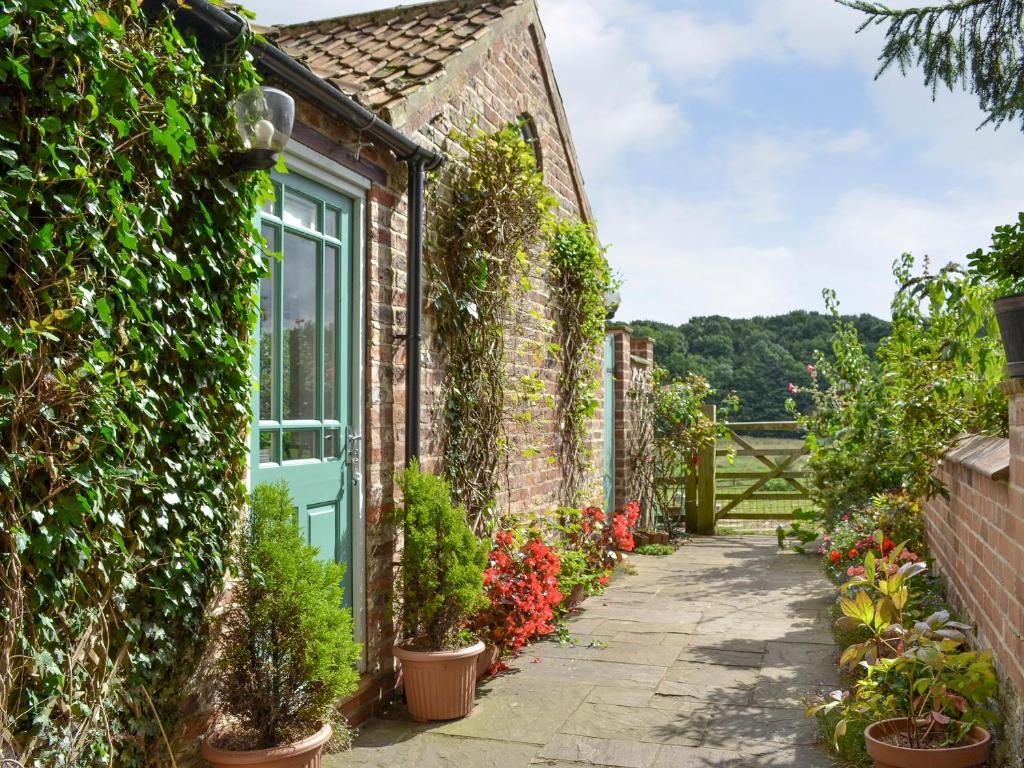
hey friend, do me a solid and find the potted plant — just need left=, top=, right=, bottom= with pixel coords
left=812, top=541, right=996, bottom=768
left=392, top=461, right=487, bottom=722
left=203, top=482, right=360, bottom=768
left=968, top=213, right=1024, bottom=377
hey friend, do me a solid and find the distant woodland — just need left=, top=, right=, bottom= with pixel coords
left=630, top=311, right=892, bottom=422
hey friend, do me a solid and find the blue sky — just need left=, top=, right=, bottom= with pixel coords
left=243, top=0, right=1024, bottom=322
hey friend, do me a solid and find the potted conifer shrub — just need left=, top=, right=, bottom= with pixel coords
left=969, top=213, right=1024, bottom=377
left=203, top=482, right=360, bottom=768
left=392, top=461, right=487, bottom=723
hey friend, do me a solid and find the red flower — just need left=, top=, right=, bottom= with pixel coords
left=847, top=549, right=858, bottom=559
left=829, top=550, right=841, bottom=563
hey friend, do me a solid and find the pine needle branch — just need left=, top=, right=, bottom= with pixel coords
left=835, top=0, right=1024, bottom=130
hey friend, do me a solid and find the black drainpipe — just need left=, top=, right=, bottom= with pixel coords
left=404, top=160, right=427, bottom=466
left=166, top=0, right=443, bottom=467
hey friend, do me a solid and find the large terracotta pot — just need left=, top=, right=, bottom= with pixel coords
left=864, top=719, right=992, bottom=768
left=201, top=722, right=331, bottom=768
left=394, top=640, right=484, bottom=723
left=475, top=642, right=499, bottom=680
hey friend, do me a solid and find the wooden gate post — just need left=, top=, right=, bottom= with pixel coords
left=696, top=404, right=717, bottom=535
left=684, top=471, right=698, bottom=533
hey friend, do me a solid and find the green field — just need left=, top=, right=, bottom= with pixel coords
left=714, top=435, right=816, bottom=532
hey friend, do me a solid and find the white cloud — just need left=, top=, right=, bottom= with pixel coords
left=542, top=0, right=684, bottom=178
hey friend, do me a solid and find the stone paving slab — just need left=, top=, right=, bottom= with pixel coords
left=325, top=537, right=840, bottom=768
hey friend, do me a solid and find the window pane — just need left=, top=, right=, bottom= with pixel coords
left=324, top=207, right=338, bottom=238
left=324, top=428, right=341, bottom=459
left=259, top=431, right=278, bottom=464
left=283, top=430, right=319, bottom=461
left=281, top=233, right=318, bottom=420
left=259, top=224, right=277, bottom=421
left=282, top=191, right=318, bottom=230
left=324, top=245, right=337, bottom=421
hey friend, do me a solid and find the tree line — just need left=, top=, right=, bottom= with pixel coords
left=630, top=311, right=891, bottom=423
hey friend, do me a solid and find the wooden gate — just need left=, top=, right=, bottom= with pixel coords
left=713, top=421, right=810, bottom=522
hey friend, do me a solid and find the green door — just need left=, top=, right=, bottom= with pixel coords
left=252, top=173, right=358, bottom=606
left=603, top=333, right=616, bottom=512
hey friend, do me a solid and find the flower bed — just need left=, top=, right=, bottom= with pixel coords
left=474, top=501, right=641, bottom=672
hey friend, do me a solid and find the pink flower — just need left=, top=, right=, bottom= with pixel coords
left=806, top=363, right=817, bottom=378
left=787, top=383, right=798, bottom=394
left=846, top=565, right=865, bottom=577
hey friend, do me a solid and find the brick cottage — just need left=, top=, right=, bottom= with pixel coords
left=181, top=0, right=654, bottom=722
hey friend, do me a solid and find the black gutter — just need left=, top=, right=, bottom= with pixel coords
left=170, top=0, right=442, bottom=465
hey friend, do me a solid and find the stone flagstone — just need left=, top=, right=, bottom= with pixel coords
left=324, top=537, right=840, bottom=767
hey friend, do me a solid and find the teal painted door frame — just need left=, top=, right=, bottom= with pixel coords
left=603, top=333, right=616, bottom=512
left=249, top=149, right=368, bottom=646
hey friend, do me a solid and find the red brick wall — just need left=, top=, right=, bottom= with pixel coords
left=923, top=380, right=1024, bottom=698
left=283, top=3, right=618, bottom=718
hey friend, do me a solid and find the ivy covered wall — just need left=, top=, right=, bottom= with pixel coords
left=0, top=2, right=265, bottom=764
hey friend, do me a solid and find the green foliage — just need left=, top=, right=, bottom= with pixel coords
left=791, top=258, right=1006, bottom=521
left=548, top=218, right=615, bottom=506
left=645, top=369, right=736, bottom=530
left=633, top=543, right=674, bottom=556
left=810, top=540, right=997, bottom=753
left=968, top=211, right=1024, bottom=295
left=838, top=0, right=1024, bottom=131
left=0, top=2, right=266, bottom=764
left=214, top=483, right=359, bottom=749
left=631, top=312, right=890, bottom=424
left=430, top=124, right=556, bottom=531
left=394, top=461, right=487, bottom=651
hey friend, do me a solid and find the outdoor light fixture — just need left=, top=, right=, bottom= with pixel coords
left=229, top=86, right=295, bottom=171
left=604, top=289, right=622, bottom=320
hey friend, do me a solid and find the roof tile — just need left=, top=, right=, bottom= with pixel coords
left=275, top=0, right=526, bottom=104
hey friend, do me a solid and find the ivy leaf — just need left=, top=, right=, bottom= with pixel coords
left=93, top=10, right=124, bottom=37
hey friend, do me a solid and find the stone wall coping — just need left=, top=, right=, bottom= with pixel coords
left=943, top=433, right=1010, bottom=481
left=999, top=378, right=1024, bottom=397
left=605, top=322, right=632, bottom=333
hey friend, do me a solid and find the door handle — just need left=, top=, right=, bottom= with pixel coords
left=346, top=428, right=362, bottom=486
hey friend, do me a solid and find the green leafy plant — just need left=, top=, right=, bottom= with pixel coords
left=394, top=461, right=487, bottom=651
left=812, top=537, right=996, bottom=751
left=968, top=212, right=1024, bottom=295
left=212, top=483, right=360, bottom=749
left=547, top=218, right=615, bottom=506
left=791, top=259, right=1006, bottom=522
left=644, top=369, right=737, bottom=531
left=430, top=124, right=556, bottom=532
left=634, top=543, right=673, bottom=556
left=0, top=2, right=266, bottom=763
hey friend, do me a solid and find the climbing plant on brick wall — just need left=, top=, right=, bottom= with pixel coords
left=0, top=2, right=266, bottom=764
left=430, top=125, right=554, bottom=533
left=547, top=219, right=613, bottom=507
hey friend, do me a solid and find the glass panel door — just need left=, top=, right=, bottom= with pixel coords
left=252, top=173, right=357, bottom=605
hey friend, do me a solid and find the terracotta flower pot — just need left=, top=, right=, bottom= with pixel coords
left=475, top=642, right=499, bottom=680
left=201, top=722, right=331, bottom=768
left=394, top=640, right=484, bottom=722
left=864, top=719, right=992, bottom=768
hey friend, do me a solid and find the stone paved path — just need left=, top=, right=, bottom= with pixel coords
left=327, top=536, right=840, bottom=767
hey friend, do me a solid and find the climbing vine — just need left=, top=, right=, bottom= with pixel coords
left=0, top=2, right=266, bottom=764
left=429, top=125, right=554, bottom=532
left=547, top=219, right=614, bottom=506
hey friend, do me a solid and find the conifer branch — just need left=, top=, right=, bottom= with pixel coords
left=836, top=0, right=1024, bottom=129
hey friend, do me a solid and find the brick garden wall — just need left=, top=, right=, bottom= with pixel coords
left=922, top=379, right=1024, bottom=766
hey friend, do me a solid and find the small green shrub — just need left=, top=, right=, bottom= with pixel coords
left=634, top=544, right=674, bottom=556
left=213, top=482, right=360, bottom=749
left=395, top=461, right=487, bottom=651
